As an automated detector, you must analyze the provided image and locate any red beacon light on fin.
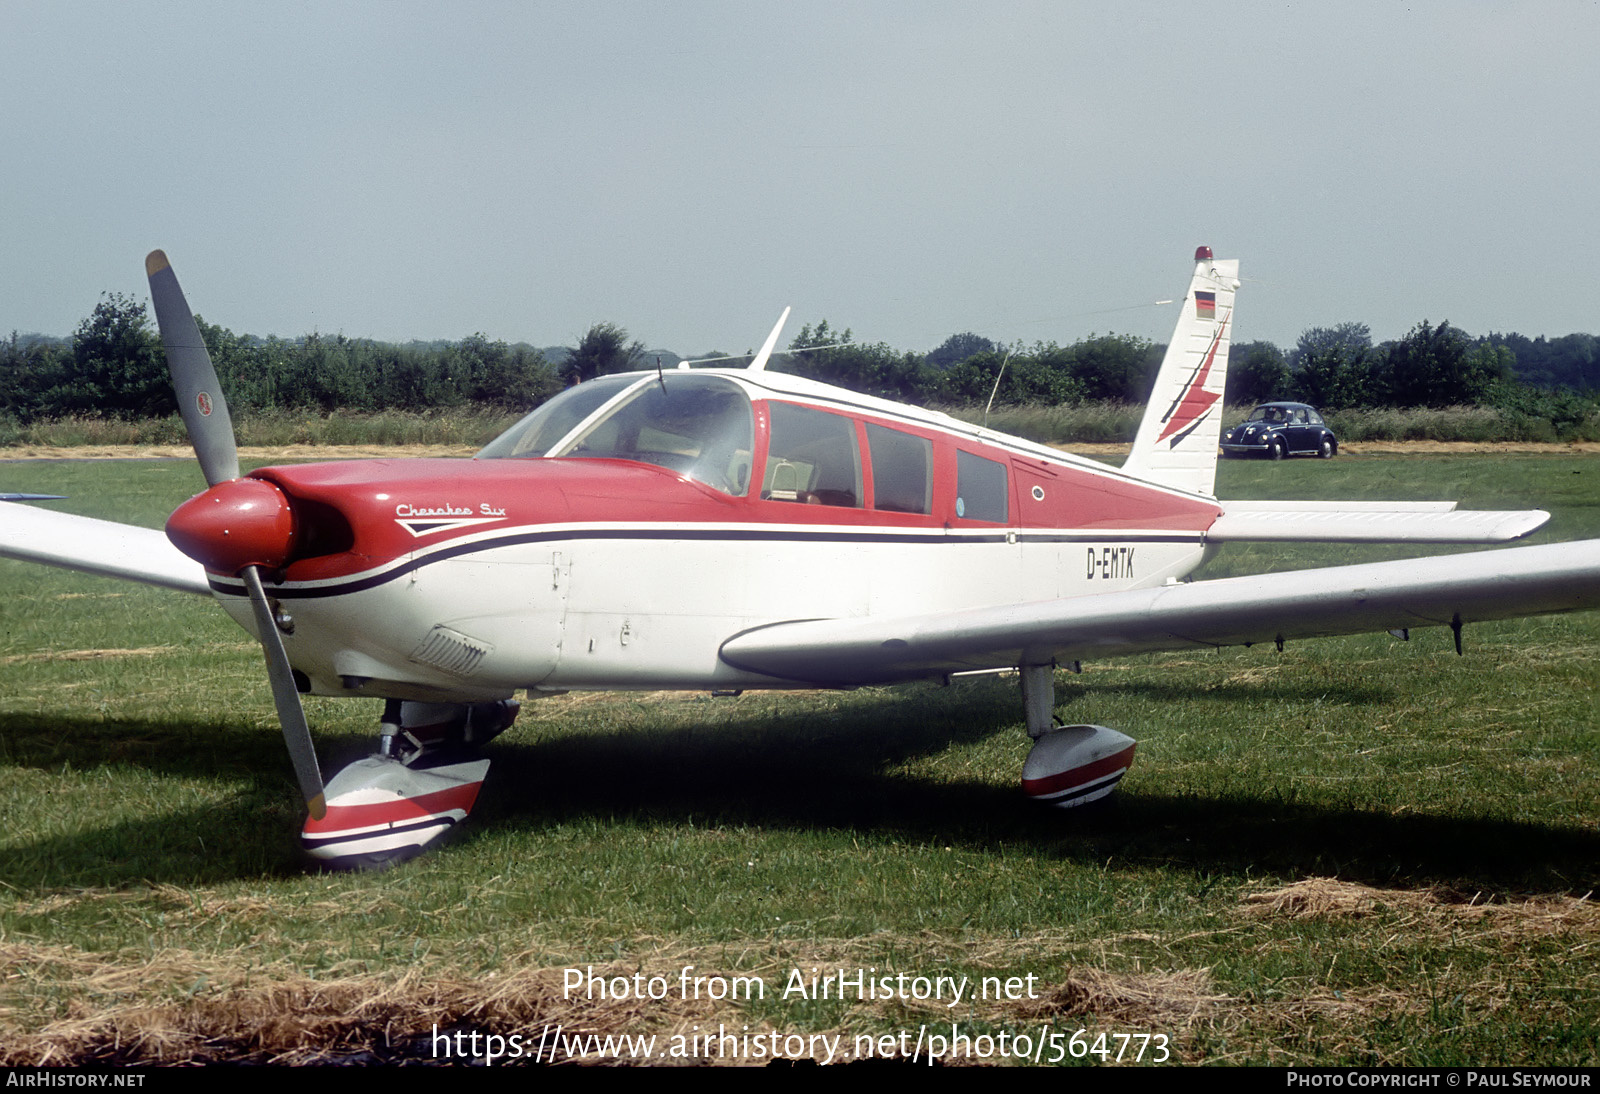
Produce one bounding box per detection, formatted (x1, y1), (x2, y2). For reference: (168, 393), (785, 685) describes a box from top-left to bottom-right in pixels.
(1194, 245), (1213, 262)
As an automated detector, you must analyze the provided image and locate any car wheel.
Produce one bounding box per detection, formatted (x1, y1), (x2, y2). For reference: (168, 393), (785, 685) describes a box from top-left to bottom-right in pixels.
(1269, 438), (1286, 461)
(1318, 437), (1335, 459)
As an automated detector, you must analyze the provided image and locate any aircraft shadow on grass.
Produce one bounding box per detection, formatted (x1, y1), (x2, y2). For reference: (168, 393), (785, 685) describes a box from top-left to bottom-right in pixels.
(3, 683), (1595, 894)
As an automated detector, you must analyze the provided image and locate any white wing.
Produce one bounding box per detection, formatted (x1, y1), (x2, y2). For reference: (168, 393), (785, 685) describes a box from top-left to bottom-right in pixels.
(0, 502), (210, 595)
(719, 539), (1600, 685)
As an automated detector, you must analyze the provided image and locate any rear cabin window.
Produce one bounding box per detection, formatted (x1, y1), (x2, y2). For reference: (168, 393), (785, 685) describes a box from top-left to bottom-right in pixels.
(762, 403), (861, 507)
(864, 423), (932, 514)
(956, 450), (1009, 522)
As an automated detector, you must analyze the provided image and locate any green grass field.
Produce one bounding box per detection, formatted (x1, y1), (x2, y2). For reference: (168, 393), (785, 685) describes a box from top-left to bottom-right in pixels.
(1, 452), (1597, 1066)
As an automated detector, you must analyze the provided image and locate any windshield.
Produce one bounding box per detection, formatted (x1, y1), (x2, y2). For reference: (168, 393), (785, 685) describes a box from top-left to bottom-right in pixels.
(476, 375), (643, 459)
(479, 373), (755, 496)
(1247, 406), (1288, 422)
(556, 374), (754, 495)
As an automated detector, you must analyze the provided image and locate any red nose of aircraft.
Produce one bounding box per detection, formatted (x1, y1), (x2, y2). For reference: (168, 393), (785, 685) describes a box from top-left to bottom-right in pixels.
(166, 477), (296, 574)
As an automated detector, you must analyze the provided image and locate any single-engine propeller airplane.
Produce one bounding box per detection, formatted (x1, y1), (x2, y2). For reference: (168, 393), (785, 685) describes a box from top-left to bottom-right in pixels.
(5, 246), (1600, 867)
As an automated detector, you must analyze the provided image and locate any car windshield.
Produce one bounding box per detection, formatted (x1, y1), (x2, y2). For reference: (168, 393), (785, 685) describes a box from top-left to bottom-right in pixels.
(479, 373), (755, 496)
(1248, 406), (1288, 422)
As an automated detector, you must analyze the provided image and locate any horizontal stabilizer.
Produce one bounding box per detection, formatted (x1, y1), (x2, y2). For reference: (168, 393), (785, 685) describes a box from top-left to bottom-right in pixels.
(1222, 499), (1457, 513)
(720, 539), (1600, 685)
(0, 502), (210, 595)
(1208, 506), (1548, 544)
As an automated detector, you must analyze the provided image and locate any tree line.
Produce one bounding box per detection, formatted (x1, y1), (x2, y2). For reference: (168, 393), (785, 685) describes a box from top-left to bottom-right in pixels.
(3, 293), (1598, 427)
(0, 294), (564, 422)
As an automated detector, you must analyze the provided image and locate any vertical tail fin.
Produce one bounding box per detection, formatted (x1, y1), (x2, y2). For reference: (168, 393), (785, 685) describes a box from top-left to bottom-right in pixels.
(1122, 247), (1240, 497)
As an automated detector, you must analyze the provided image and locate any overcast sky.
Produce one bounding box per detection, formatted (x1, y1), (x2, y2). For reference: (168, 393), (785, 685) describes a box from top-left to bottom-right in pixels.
(3, 1), (1596, 357)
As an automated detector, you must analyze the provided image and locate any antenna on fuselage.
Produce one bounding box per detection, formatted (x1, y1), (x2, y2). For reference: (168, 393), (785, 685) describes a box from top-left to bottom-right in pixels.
(673, 314), (848, 371)
(747, 306), (791, 373)
(982, 348), (1014, 429)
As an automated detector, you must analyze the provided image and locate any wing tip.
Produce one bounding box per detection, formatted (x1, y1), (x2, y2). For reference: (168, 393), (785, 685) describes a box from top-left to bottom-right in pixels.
(1508, 510), (1551, 540)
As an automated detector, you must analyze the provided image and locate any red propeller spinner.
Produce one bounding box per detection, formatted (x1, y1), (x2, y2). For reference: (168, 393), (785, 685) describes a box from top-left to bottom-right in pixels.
(166, 477), (296, 575)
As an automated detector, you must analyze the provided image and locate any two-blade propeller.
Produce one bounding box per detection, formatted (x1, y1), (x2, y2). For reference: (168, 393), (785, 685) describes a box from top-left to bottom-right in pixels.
(145, 251), (326, 820)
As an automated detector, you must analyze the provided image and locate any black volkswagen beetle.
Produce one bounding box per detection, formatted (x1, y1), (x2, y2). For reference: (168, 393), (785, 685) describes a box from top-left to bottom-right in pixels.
(1220, 402), (1337, 459)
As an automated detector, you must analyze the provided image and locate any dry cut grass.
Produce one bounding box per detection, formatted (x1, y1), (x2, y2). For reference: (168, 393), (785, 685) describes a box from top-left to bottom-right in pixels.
(1242, 877), (1600, 929)
(2, 941), (1224, 1066)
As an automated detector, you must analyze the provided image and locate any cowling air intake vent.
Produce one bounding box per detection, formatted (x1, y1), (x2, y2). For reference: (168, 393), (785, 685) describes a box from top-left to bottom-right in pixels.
(409, 625), (492, 677)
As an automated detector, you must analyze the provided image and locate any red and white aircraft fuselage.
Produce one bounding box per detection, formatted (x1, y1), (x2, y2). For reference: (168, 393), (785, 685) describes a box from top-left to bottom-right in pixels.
(202, 379), (1220, 703)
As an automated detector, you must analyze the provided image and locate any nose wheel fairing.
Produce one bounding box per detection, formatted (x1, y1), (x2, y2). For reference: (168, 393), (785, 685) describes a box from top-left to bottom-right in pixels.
(1022, 724), (1137, 807)
(301, 699), (519, 868)
(301, 755), (491, 868)
(1017, 665), (1137, 807)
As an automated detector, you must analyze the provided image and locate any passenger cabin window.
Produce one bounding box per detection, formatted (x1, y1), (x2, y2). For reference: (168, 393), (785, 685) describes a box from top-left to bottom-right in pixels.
(864, 422), (932, 514)
(956, 450), (1008, 522)
(763, 403), (861, 507)
(479, 374), (754, 496)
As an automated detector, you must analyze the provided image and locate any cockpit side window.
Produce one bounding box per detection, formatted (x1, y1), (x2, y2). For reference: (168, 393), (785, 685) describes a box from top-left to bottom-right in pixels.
(762, 402), (862, 508)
